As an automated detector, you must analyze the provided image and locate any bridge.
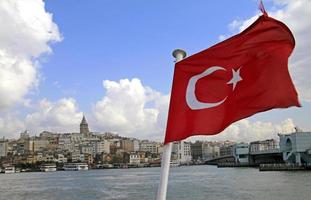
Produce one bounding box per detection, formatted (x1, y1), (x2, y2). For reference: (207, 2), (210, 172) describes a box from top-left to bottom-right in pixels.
(204, 149), (284, 166)
(249, 149), (283, 165)
(204, 155), (235, 165)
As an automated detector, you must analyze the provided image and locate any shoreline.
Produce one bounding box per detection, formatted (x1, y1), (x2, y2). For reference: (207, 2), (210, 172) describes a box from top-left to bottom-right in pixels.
(2, 163), (311, 174)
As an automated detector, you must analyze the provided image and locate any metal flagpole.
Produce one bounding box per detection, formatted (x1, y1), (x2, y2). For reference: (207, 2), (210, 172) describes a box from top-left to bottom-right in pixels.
(156, 49), (186, 200)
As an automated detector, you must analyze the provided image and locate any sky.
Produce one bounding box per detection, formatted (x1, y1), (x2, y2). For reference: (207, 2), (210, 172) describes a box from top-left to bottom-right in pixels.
(0, 0), (311, 142)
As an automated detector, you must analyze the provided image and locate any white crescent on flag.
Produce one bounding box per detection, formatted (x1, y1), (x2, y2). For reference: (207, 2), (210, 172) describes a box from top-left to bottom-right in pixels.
(186, 66), (242, 110)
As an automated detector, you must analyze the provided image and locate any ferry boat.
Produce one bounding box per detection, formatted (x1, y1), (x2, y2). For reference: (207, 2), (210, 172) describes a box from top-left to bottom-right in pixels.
(102, 164), (114, 169)
(63, 163), (89, 171)
(40, 164), (57, 172)
(4, 166), (15, 174)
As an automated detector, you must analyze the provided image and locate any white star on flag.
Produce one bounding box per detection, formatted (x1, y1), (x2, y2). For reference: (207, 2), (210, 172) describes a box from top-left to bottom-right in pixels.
(227, 68), (242, 90)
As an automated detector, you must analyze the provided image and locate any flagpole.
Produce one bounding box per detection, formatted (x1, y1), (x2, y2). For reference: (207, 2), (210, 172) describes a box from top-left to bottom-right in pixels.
(156, 49), (186, 200)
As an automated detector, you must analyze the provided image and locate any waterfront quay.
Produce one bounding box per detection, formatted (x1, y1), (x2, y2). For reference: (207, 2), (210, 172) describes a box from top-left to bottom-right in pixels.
(205, 129), (311, 171)
(1, 116), (311, 172)
(259, 163), (311, 171)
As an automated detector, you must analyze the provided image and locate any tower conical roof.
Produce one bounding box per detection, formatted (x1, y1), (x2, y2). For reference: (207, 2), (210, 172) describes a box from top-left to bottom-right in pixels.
(81, 115), (87, 124)
(80, 114), (89, 135)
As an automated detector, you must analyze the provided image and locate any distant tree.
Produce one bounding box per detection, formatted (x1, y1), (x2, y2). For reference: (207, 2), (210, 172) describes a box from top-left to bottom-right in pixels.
(111, 154), (123, 164)
(123, 152), (129, 164)
(94, 154), (101, 164)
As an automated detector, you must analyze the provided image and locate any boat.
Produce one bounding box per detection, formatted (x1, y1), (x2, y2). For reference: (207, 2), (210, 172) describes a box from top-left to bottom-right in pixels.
(40, 164), (57, 172)
(95, 164), (113, 169)
(4, 166), (15, 174)
(63, 163), (89, 171)
(170, 161), (180, 167)
(102, 164), (113, 169)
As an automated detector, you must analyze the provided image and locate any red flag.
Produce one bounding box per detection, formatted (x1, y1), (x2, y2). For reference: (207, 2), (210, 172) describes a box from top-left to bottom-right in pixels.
(164, 15), (300, 144)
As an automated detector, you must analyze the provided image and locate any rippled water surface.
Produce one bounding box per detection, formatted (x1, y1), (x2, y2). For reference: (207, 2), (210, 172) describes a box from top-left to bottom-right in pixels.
(0, 165), (310, 200)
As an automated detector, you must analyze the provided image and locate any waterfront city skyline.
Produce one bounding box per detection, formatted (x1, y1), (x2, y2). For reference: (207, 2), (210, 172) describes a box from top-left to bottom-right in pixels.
(3, 114), (305, 171)
(0, 114), (287, 144)
(1, 0), (311, 143)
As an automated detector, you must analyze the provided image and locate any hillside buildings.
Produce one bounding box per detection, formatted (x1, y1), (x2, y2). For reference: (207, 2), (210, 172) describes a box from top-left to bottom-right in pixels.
(0, 116), (169, 167)
(2, 114), (310, 169)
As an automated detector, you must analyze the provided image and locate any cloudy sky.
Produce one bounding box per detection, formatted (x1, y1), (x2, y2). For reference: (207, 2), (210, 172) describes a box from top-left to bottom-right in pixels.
(0, 0), (310, 142)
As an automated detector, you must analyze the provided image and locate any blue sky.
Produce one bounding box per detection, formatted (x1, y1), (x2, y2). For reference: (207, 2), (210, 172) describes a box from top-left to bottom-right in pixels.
(41, 0), (260, 111)
(1, 0), (310, 141)
(43, 0), (309, 123)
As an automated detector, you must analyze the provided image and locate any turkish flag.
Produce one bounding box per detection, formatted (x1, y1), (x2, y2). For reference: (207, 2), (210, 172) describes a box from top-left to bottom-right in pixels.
(164, 15), (300, 144)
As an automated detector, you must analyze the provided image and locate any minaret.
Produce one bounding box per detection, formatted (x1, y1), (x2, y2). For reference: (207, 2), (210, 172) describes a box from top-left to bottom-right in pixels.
(80, 115), (90, 137)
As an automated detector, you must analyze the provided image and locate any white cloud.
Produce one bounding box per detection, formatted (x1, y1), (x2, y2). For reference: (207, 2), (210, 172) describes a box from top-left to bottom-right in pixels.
(0, 98), (83, 138)
(0, 51), (37, 109)
(93, 78), (168, 140)
(0, 0), (61, 57)
(0, 113), (25, 139)
(0, 0), (61, 109)
(220, 0), (311, 101)
(274, 0), (311, 101)
(197, 118), (296, 143)
(25, 98), (83, 134)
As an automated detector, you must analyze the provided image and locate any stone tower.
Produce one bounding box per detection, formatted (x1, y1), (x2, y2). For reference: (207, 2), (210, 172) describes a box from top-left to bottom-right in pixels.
(80, 115), (90, 136)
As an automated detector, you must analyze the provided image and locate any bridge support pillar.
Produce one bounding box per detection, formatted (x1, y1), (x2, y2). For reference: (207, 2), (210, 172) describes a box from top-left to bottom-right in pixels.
(295, 153), (301, 165)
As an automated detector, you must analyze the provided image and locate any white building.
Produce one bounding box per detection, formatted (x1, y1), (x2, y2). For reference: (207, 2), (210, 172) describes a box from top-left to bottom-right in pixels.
(0, 139), (8, 157)
(202, 142), (220, 160)
(71, 150), (81, 162)
(56, 154), (67, 163)
(58, 134), (73, 151)
(279, 131), (311, 165)
(133, 140), (140, 152)
(140, 141), (158, 154)
(70, 133), (84, 143)
(80, 145), (93, 155)
(129, 153), (140, 165)
(43, 154), (55, 162)
(172, 141), (192, 164)
(94, 140), (110, 155)
(250, 139), (278, 153)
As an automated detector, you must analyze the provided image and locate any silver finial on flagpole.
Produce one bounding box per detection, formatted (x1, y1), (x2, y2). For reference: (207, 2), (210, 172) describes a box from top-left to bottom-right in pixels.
(172, 49), (187, 62)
